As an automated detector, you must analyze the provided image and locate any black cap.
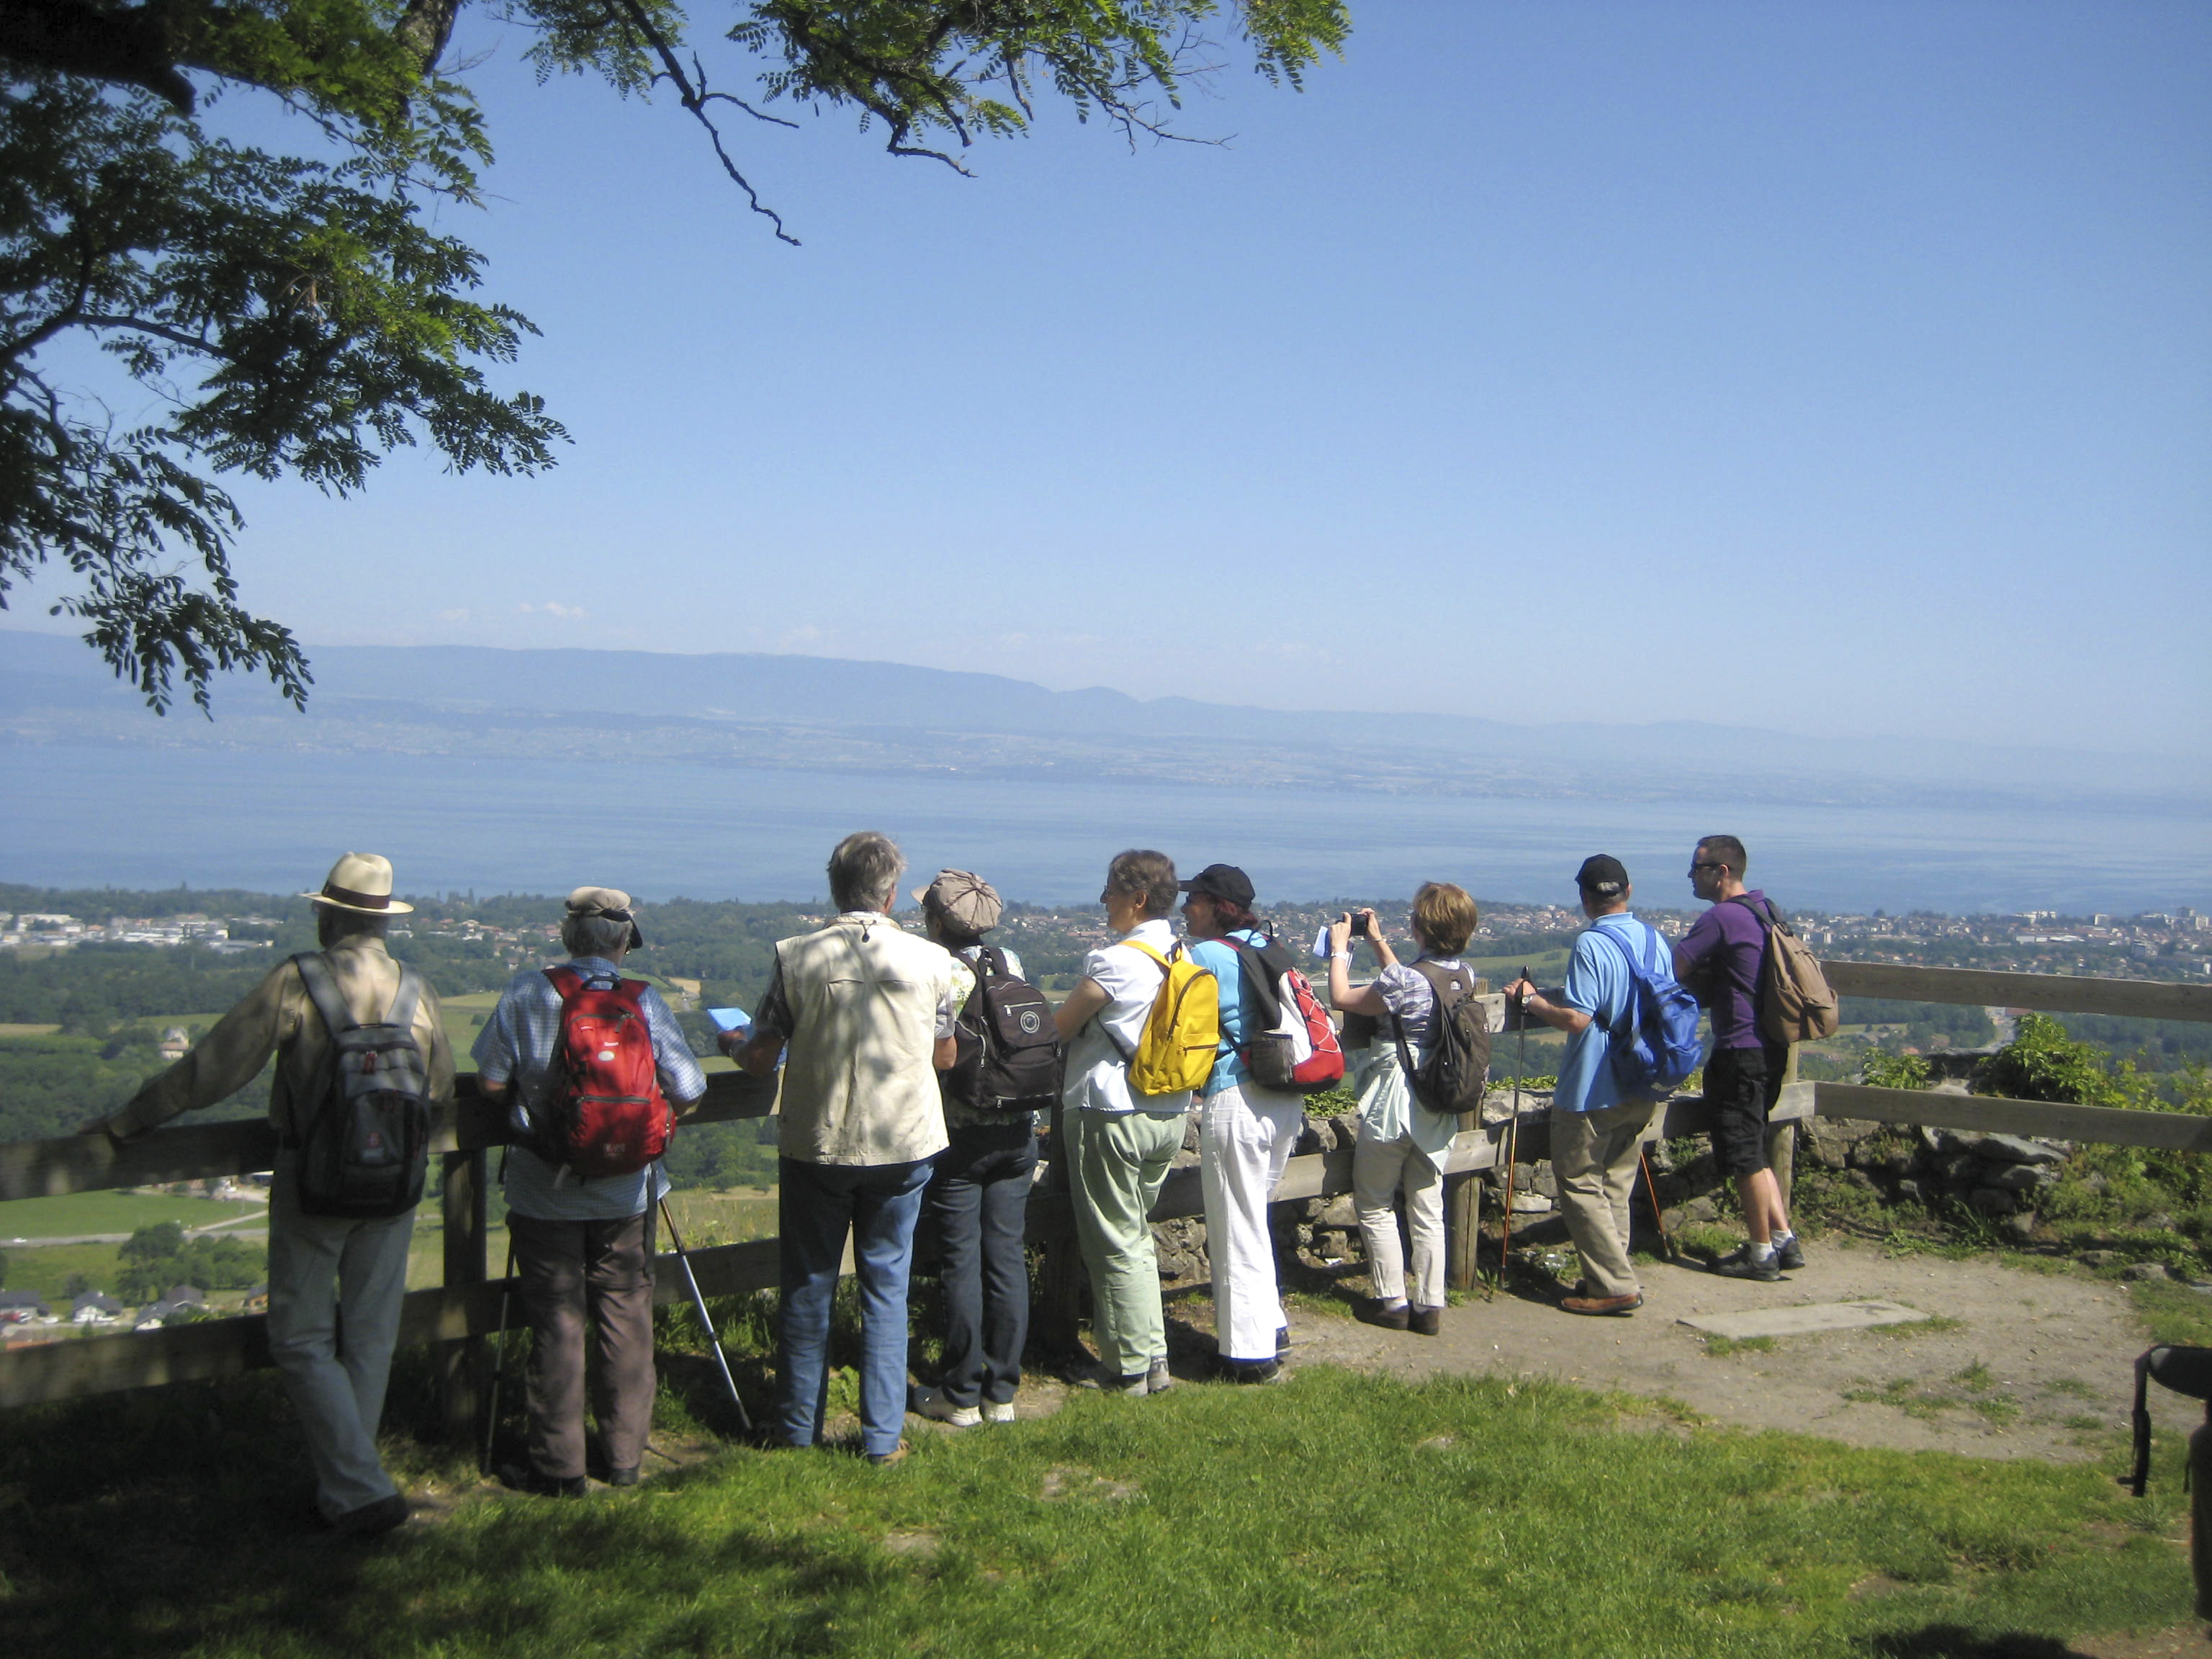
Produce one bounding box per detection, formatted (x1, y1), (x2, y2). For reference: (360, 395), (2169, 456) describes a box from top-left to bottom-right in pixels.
(1178, 863), (1256, 908)
(1575, 855), (1629, 898)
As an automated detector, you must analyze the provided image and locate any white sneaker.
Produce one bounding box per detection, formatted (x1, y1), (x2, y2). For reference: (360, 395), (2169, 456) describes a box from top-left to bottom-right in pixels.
(981, 1401), (1016, 1424)
(909, 1385), (981, 1428)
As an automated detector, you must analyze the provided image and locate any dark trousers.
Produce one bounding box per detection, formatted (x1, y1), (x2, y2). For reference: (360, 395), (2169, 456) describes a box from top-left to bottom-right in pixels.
(1707, 1043), (1789, 1177)
(509, 1210), (656, 1480)
(927, 1123), (1038, 1408)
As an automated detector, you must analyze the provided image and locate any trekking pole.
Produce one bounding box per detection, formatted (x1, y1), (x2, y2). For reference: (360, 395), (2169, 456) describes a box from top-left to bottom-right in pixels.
(1638, 1147), (1679, 1263)
(1496, 968), (1529, 1292)
(481, 1234), (516, 1477)
(657, 1197), (753, 1433)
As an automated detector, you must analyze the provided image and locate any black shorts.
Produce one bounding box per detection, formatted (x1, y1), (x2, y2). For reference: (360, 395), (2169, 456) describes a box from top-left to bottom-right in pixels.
(1707, 1045), (1786, 1177)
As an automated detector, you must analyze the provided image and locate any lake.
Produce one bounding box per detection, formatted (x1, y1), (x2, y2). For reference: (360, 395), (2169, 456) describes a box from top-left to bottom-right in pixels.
(4, 743), (2207, 914)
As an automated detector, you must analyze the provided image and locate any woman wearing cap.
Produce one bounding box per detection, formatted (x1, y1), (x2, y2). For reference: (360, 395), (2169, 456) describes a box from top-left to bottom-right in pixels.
(908, 871), (1035, 1427)
(1182, 863), (1300, 1383)
(1326, 884), (1480, 1336)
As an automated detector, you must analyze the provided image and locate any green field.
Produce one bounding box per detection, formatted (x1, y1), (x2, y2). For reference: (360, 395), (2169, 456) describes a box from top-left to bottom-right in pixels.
(0, 1190), (261, 1241)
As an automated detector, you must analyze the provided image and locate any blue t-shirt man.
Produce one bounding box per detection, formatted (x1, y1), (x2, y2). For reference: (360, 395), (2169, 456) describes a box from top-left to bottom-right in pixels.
(1553, 912), (1671, 1114)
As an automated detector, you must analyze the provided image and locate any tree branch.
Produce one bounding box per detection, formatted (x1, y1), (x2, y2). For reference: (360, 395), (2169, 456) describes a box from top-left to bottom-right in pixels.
(0, 0), (196, 112)
(602, 0), (800, 243)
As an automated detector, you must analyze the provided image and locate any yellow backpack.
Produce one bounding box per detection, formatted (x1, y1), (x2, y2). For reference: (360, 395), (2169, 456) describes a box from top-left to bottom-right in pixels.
(1114, 940), (1221, 1097)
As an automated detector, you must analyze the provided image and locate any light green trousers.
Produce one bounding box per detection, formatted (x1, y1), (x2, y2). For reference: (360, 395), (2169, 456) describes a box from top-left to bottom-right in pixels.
(1064, 1107), (1186, 1377)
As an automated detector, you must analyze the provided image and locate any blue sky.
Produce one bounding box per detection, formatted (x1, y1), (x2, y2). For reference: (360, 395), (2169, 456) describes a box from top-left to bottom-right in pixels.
(34, 1), (2212, 755)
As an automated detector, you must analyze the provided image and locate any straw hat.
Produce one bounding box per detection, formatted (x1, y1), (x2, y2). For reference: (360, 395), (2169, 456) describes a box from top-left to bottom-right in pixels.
(300, 853), (413, 916)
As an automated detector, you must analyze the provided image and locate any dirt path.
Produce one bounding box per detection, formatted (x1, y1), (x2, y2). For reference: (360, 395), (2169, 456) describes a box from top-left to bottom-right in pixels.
(1260, 1236), (2190, 1463)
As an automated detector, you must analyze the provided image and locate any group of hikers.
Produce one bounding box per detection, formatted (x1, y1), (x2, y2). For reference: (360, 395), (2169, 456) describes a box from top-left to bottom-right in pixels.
(87, 830), (1820, 1535)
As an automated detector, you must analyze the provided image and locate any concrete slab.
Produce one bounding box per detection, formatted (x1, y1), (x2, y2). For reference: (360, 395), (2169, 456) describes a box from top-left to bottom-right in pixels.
(1676, 1300), (1933, 1339)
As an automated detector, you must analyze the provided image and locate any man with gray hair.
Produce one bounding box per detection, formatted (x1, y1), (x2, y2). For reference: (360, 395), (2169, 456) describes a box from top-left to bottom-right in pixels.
(475, 887), (706, 1494)
(724, 832), (959, 1466)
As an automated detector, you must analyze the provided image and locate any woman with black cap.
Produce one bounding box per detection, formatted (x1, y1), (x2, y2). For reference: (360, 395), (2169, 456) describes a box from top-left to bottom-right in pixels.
(1182, 863), (1300, 1382)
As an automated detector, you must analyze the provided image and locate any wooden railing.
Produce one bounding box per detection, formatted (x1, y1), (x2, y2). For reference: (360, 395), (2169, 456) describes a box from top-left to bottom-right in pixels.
(2, 961), (2208, 1413)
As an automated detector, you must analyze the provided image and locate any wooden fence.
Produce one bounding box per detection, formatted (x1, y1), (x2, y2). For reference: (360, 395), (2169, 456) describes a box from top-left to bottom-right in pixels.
(2, 961), (2208, 1416)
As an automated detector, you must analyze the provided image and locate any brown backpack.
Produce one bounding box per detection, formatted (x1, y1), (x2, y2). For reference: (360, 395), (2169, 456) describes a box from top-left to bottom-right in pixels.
(1729, 896), (1840, 1045)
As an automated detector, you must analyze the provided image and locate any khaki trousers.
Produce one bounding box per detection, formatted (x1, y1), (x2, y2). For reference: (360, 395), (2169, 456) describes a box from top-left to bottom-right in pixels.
(510, 1210), (657, 1480)
(1550, 1100), (1655, 1300)
(1065, 1107), (1185, 1377)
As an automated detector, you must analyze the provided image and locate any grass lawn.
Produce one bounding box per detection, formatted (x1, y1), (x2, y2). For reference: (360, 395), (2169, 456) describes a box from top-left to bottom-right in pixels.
(0, 1364), (2193, 1657)
(0, 1190), (261, 1241)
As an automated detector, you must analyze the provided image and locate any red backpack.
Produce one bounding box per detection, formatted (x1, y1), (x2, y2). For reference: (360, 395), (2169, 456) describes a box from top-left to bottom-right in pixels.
(1215, 935), (1346, 1096)
(532, 967), (675, 1177)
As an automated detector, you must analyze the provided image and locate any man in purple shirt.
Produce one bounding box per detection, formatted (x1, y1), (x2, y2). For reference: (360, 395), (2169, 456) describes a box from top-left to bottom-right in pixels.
(1673, 835), (1801, 1282)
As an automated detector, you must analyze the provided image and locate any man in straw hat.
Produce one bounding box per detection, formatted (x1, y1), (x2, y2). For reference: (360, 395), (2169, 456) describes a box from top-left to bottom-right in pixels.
(89, 853), (455, 1537)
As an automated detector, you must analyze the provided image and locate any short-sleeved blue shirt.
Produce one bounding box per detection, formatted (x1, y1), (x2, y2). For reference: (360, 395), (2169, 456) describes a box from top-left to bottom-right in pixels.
(1188, 928), (1267, 1099)
(1553, 912), (1668, 1115)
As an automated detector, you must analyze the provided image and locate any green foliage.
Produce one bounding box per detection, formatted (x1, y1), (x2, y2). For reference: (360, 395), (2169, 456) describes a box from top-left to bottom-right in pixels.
(0, 1244), (8, 1290)
(1981, 1013), (2129, 1107)
(112, 1220), (266, 1303)
(1, 1), (1348, 709)
(1860, 1049), (1932, 1089)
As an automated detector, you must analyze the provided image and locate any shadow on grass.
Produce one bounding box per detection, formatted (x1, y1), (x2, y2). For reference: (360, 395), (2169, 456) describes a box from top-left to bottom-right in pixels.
(1863, 1627), (2093, 1658)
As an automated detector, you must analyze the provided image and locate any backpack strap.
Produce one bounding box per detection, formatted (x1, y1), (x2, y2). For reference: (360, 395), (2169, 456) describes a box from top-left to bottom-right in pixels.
(385, 965), (423, 1035)
(1208, 934), (1284, 1030)
(1584, 923), (1653, 1040)
(292, 950), (357, 1038)
(1097, 938), (1174, 1064)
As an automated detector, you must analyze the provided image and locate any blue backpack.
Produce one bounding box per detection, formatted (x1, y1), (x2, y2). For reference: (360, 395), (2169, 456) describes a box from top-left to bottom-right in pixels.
(1588, 920), (1703, 1099)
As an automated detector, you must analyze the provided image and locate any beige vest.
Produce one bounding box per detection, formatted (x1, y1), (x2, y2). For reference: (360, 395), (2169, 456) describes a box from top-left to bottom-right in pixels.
(775, 914), (953, 1166)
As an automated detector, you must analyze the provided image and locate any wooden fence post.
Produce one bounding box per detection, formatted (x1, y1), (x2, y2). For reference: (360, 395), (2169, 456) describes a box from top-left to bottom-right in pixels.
(439, 1148), (488, 1441)
(1444, 1106), (1484, 1291)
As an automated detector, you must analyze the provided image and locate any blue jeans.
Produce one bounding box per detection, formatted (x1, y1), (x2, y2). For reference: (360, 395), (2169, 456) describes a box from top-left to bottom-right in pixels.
(926, 1123), (1037, 1408)
(777, 1156), (932, 1456)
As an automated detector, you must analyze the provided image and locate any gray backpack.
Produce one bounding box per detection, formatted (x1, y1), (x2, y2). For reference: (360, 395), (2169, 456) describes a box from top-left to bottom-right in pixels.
(290, 953), (433, 1218)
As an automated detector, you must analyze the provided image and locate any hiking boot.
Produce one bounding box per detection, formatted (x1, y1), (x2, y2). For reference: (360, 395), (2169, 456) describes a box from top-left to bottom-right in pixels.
(1277, 1325), (1290, 1354)
(605, 1467), (641, 1489)
(497, 1463), (587, 1499)
(1560, 1291), (1642, 1316)
(1774, 1235), (1806, 1271)
(1712, 1246), (1781, 1282)
(866, 1442), (911, 1468)
(1408, 1305), (1443, 1337)
(982, 1401), (1017, 1424)
(1357, 1299), (1411, 1331)
(908, 1384), (981, 1427)
(1071, 1366), (1149, 1395)
(1218, 1357), (1284, 1385)
(329, 1492), (410, 1537)
(1146, 1360), (1174, 1395)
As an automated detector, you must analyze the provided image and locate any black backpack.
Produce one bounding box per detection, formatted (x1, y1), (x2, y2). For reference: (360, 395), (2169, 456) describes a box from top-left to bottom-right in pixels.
(1390, 961), (1492, 1115)
(943, 945), (1064, 1117)
(289, 952), (433, 1218)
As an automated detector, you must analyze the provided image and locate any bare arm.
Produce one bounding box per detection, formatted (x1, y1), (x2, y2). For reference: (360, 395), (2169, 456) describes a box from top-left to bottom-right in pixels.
(1505, 979), (1593, 1036)
(934, 1033), (958, 1071)
(1054, 977), (1111, 1041)
(1326, 913), (1388, 1017)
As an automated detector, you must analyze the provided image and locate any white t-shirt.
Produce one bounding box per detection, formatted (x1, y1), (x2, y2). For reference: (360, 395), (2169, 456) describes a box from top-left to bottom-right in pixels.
(1060, 917), (1193, 1115)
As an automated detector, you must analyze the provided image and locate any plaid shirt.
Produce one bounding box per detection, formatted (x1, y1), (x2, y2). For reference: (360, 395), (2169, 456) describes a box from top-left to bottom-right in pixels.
(473, 957), (707, 1221)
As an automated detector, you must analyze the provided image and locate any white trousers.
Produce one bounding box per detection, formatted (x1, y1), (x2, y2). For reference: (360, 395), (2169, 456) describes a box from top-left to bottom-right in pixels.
(1352, 1125), (1446, 1308)
(266, 1151), (413, 1520)
(1200, 1081), (1303, 1362)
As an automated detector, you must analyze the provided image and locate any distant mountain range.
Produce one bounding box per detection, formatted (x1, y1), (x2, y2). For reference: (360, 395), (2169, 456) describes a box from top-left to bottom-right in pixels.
(2, 629), (2203, 812)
